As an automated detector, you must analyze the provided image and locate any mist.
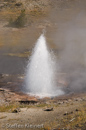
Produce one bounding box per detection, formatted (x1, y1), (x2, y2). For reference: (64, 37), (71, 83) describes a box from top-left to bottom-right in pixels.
(50, 2), (86, 93)
(59, 25), (86, 93)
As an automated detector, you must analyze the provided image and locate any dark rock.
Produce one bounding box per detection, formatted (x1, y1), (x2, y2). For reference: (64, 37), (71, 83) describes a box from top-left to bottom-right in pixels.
(44, 107), (53, 111)
(64, 111), (68, 115)
(70, 111), (73, 114)
(15, 2), (22, 7)
(64, 111), (73, 115)
(19, 100), (37, 104)
(12, 108), (21, 113)
(0, 88), (5, 91)
(75, 109), (79, 112)
(74, 98), (78, 101)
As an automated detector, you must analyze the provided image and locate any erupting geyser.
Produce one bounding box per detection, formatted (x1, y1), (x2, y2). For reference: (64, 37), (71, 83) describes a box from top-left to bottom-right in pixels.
(25, 33), (64, 98)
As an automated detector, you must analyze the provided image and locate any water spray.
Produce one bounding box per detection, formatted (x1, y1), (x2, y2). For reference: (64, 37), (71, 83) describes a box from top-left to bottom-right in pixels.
(24, 33), (64, 98)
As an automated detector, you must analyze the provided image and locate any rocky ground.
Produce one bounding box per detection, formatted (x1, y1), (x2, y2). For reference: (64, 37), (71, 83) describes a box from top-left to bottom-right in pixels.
(0, 0), (86, 130)
(0, 74), (86, 130)
(0, 91), (86, 130)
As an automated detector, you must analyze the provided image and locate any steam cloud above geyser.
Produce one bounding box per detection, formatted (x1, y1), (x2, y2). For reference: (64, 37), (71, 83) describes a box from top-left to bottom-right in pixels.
(58, 25), (86, 93)
(53, 13), (86, 93)
(48, 0), (86, 93)
(25, 34), (64, 98)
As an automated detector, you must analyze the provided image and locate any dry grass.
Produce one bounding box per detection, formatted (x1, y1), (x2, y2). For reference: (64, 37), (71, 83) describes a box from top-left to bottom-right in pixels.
(4, 51), (31, 57)
(0, 101), (86, 129)
(38, 101), (86, 130)
(46, 107), (86, 130)
(0, 104), (18, 112)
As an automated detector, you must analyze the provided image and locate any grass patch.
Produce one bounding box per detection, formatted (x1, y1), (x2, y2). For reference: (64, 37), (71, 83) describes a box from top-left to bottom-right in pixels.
(41, 103), (86, 130)
(0, 103), (35, 112)
(19, 104), (34, 108)
(59, 108), (86, 129)
(29, 7), (46, 17)
(4, 51), (31, 58)
(8, 9), (26, 28)
(8, 118), (20, 121)
(36, 103), (47, 108)
(0, 104), (18, 112)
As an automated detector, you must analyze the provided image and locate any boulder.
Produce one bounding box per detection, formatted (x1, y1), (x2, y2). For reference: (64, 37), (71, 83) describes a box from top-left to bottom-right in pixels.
(44, 107), (53, 111)
(12, 108), (21, 113)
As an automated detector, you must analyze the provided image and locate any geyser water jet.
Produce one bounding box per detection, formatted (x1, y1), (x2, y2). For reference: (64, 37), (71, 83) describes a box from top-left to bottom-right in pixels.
(25, 34), (64, 98)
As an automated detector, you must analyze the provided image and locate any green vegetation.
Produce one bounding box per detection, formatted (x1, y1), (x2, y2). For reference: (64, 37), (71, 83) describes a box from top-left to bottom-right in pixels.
(8, 9), (26, 28)
(0, 103), (18, 112)
(0, 103), (35, 112)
